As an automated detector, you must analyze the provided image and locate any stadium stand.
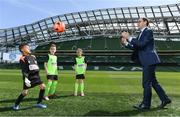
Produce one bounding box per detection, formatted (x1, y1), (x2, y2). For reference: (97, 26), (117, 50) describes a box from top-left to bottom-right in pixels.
(0, 3), (180, 70)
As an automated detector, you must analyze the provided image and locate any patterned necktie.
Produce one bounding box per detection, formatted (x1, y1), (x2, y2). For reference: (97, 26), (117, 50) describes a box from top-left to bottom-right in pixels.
(137, 31), (142, 40)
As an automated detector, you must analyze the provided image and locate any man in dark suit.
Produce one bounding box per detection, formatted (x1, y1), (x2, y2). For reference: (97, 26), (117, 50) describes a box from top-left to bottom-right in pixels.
(121, 18), (171, 110)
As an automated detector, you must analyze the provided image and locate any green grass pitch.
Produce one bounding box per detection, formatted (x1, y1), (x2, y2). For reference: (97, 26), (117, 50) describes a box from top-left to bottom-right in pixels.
(0, 69), (180, 116)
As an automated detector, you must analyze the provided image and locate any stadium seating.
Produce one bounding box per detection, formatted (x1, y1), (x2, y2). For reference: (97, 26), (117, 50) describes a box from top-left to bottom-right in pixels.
(35, 38), (180, 51)
(35, 37), (180, 66)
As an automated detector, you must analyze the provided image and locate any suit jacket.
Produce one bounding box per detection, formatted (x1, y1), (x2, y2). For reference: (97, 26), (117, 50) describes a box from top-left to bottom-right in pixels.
(126, 28), (161, 66)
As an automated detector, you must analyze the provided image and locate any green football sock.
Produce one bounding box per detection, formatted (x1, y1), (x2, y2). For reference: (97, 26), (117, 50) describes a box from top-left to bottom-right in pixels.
(49, 81), (58, 95)
(80, 82), (84, 93)
(45, 81), (52, 96)
(74, 83), (79, 94)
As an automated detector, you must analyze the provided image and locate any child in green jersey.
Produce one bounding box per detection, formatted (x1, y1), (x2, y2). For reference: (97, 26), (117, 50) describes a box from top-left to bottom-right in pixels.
(44, 43), (58, 100)
(74, 48), (87, 96)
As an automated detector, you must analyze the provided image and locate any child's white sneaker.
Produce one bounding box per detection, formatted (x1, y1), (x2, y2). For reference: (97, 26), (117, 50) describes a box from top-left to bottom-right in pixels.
(44, 96), (49, 101)
(80, 93), (85, 97)
(12, 105), (19, 111)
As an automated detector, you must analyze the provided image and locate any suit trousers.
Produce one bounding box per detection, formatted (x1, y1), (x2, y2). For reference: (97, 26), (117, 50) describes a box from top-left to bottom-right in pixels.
(142, 65), (168, 106)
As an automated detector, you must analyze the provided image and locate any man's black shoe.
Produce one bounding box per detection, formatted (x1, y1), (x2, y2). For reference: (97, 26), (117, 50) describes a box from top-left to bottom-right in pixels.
(158, 99), (172, 108)
(133, 103), (150, 110)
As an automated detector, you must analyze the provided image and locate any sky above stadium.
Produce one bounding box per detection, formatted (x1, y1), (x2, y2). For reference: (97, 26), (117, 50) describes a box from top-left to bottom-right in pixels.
(0, 0), (179, 29)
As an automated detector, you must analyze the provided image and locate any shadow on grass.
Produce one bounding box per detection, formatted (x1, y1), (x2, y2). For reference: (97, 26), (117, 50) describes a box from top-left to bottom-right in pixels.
(0, 106), (13, 112)
(0, 94), (72, 112)
(84, 108), (165, 116)
(0, 105), (35, 112)
(0, 94), (72, 103)
(0, 98), (37, 103)
(48, 94), (74, 99)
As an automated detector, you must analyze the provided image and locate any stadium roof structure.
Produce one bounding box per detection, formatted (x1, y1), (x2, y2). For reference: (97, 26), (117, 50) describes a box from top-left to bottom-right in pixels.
(0, 3), (180, 50)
